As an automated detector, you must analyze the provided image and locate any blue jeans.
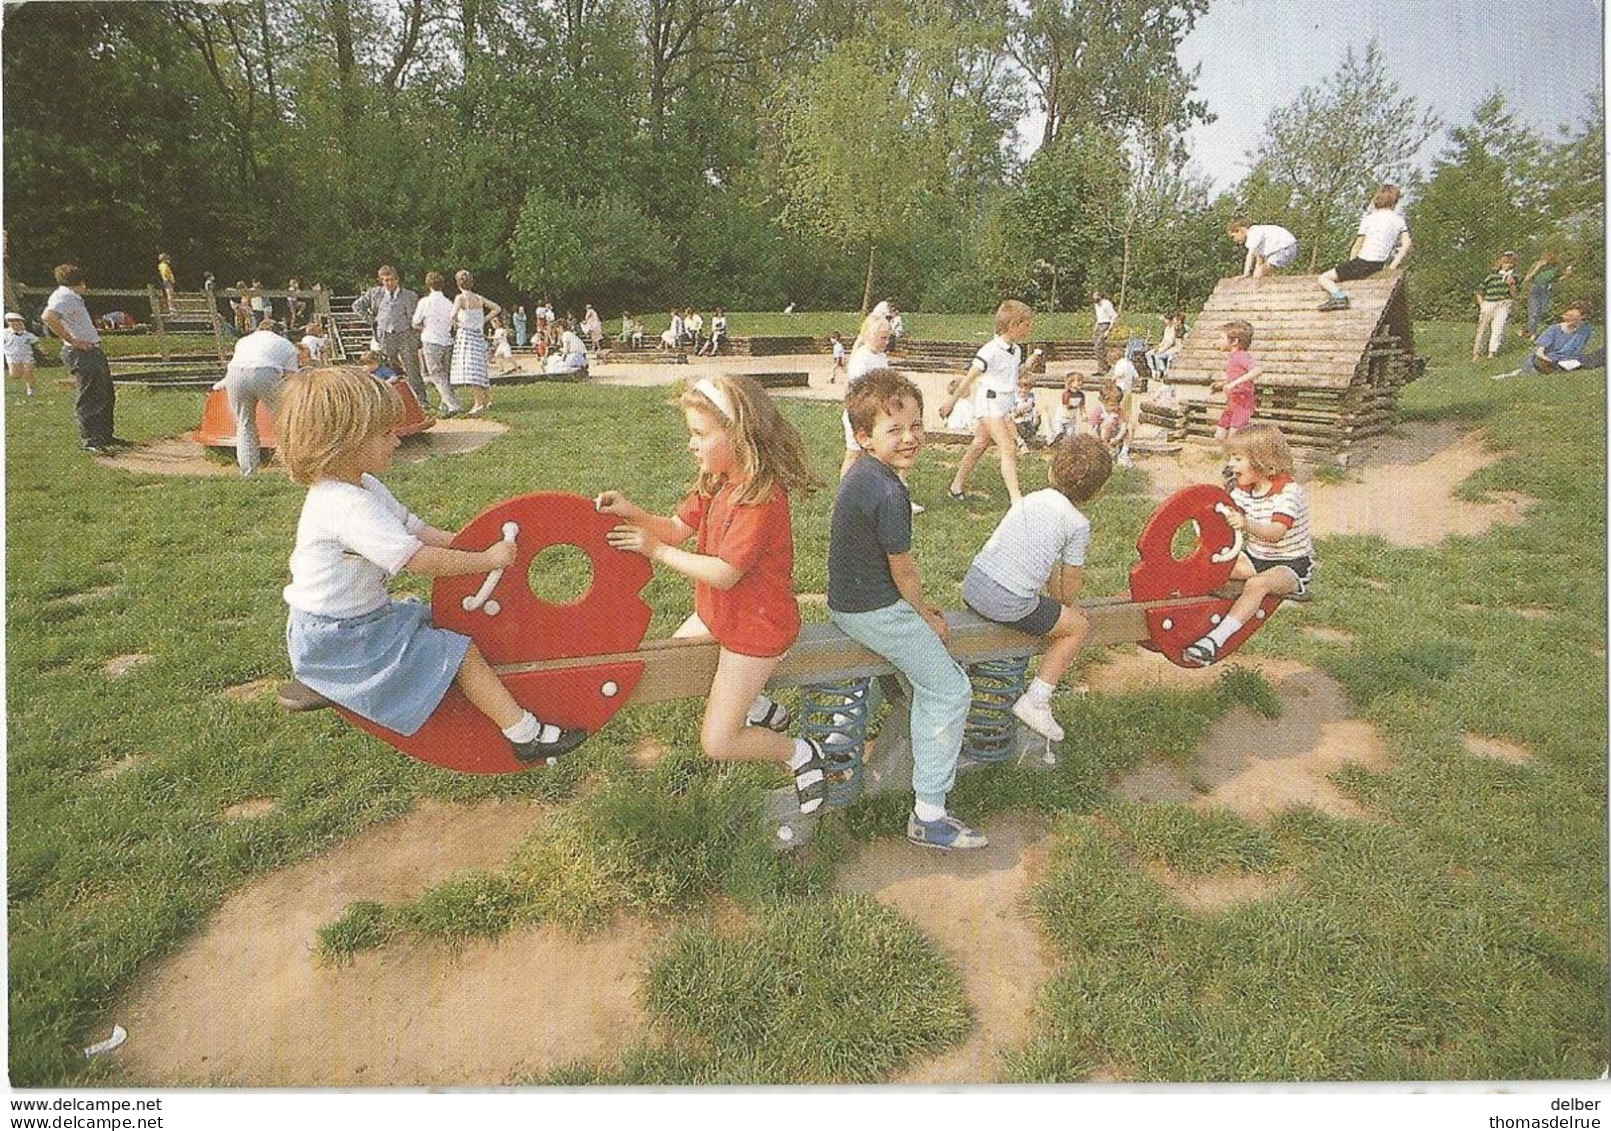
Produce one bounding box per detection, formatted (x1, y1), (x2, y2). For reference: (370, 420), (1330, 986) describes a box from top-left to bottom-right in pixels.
(830, 601), (970, 809)
(1527, 284), (1553, 335)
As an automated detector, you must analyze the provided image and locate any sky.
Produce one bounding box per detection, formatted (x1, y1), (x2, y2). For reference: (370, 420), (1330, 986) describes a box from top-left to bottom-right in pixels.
(1118, 0), (1605, 192)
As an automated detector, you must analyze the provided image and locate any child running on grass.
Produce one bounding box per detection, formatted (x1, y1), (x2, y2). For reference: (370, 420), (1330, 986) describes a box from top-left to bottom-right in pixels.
(830, 367), (986, 851)
(1183, 424), (1314, 667)
(962, 434), (1112, 742)
(596, 374), (833, 815)
(4, 312), (39, 396)
(279, 367), (586, 763)
(939, 299), (1034, 507)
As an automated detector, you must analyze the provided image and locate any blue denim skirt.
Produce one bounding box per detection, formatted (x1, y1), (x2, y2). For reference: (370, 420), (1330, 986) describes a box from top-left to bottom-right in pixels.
(286, 599), (471, 736)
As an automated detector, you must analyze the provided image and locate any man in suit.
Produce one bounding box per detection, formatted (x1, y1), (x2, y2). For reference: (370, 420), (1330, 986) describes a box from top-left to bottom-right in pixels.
(352, 265), (427, 408)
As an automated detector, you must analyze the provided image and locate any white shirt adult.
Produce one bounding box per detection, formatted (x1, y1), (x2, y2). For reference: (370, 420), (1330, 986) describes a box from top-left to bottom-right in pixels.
(1108, 355), (1138, 396)
(1356, 209), (1409, 263)
(44, 286), (100, 349)
(229, 327), (300, 372)
(412, 289), (456, 347)
(970, 488), (1091, 598)
(283, 475), (425, 619)
(1093, 298), (1117, 327)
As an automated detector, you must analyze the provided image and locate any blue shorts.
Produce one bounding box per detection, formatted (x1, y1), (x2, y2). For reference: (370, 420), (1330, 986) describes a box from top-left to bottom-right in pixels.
(961, 567), (1064, 636)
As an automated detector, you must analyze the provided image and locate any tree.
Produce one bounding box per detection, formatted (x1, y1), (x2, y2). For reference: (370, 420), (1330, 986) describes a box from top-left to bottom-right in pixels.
(1006, 0), (1211, 149)
(1405, 93), (1549, 317)
(1243, 41), (1440, 269)
(507, 190), (588, 298)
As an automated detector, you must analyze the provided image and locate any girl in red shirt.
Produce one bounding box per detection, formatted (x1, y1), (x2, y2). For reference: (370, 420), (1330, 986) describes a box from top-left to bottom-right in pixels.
(597, 375), (831, 812)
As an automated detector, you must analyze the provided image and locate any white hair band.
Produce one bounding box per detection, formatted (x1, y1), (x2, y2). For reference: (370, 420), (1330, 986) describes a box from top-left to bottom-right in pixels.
(693, 377), (735, 421)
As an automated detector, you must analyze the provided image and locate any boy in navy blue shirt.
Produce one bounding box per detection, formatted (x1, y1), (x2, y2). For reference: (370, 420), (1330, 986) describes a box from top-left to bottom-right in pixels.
(828, 368), (985, 851)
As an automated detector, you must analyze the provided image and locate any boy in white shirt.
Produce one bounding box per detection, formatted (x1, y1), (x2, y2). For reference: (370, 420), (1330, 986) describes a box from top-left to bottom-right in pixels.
(939, 299), (1034, 507)
(962, 434), (1113, 741)
(1228, 218), (1299, 276)
(1317, 184), (1411, 311)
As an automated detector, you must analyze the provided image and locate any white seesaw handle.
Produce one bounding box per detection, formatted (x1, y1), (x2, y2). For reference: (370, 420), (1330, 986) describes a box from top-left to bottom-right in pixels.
(462, 521), (520, 615)
(1211, 503), (1244, 565)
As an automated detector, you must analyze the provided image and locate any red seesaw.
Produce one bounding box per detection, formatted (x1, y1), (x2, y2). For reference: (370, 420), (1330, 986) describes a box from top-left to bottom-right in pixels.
(279, 484), (1284, 774)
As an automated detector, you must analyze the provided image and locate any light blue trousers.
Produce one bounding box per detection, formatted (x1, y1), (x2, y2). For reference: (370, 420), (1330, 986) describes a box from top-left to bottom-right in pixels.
(830, 600), (970, 809)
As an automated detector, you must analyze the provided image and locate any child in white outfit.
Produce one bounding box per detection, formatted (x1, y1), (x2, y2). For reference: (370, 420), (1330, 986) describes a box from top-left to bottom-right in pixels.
(4, 313), (39, 395)
(279, 367), (585, 763)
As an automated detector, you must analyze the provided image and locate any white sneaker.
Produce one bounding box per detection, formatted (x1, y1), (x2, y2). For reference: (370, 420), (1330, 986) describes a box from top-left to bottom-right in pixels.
(910, 500), (926, 516)
(1012, 694), (1064, 742)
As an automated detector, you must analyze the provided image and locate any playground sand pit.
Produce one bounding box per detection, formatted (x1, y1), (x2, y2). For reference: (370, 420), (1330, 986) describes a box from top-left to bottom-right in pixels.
(101, 417), (508, 478)
(115, 799), (653, 1087)
(1143, 421), (1532, 548)
(836, 812), (1055, 1084)
(1106, 655), (1391, 820)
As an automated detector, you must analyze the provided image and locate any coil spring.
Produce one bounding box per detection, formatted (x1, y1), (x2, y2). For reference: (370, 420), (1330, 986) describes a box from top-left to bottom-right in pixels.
(799, 676), (873, 809)
(962, 656), (1030, 765)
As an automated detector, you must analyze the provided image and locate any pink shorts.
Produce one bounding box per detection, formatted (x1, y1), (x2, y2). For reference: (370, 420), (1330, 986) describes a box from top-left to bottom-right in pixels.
(1218, 404), (1254, 431)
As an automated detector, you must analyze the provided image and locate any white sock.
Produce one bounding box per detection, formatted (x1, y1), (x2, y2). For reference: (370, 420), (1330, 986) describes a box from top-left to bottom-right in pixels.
(913, 799), (946, 823)
(788, 738), (815, 770)
(502, 711), (541, 744)
(746, 694), (776, 726)
(1027, 677), (1055, 707)
(1207, 615), (1244, 649)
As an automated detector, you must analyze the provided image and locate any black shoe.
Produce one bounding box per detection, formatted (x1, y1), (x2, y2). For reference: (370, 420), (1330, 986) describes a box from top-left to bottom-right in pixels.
(511, 725), (589, 765)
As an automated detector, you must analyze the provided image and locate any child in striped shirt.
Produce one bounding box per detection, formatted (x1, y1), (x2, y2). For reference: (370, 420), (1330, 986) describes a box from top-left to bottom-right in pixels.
(1184, 425), (1313, 667)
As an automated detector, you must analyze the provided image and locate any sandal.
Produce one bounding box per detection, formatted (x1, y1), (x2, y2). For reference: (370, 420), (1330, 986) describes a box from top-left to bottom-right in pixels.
(793, 738), (830, 815)
(748, 697), (792, 732)
(1181, 637), (1219, 668)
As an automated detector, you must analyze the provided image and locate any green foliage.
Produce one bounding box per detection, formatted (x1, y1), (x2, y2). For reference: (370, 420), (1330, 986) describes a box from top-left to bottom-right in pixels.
(508, 190), (589, 298)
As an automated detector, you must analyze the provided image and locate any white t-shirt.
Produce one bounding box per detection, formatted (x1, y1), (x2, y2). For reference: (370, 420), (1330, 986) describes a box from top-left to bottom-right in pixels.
(1108, 356), (1138, 395)
(300, 334), (327, 361)
(413, 291), (456, 346)
(970, 487), (1091, 598)
(228, 328), (300, 372)
(1232, 475), (1312, 562)
(847, 346), (888, 383)
(44, 286), (100, 347)
(971, 335), (1023, 397)
(3, 327), (39, 362)
(1093, 299), (1117, 327)
(832, 340), (846, 361)
(283, 475), (426, 619)
(1246, 224), (1297, 258)
(1356, 208), (1408, 263)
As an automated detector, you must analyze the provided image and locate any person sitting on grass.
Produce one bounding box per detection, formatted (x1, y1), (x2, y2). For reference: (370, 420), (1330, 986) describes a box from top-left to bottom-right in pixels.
(1495, 303), (1596, 379)
(1317, 183), (1411, 312)
(1183, 424), (1314, 668)
(596, 374), (831, 816)
(962, 434), (1112, 742)
(279, 366), (586, 764)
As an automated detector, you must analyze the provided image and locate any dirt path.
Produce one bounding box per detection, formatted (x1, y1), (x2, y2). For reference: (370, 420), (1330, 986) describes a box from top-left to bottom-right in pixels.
(116, 800), (652, 1086)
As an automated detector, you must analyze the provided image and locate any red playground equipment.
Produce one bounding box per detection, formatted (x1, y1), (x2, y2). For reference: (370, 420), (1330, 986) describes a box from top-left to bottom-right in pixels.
(278, 485), (1291, 776)
(191, 376), (433, 450)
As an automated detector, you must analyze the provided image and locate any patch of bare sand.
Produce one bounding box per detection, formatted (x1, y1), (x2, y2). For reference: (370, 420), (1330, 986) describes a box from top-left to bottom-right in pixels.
(101, 419), (507, 478)
(1143, 422), (1533, 548)
(103, 653), (153, 679)
(1141, 862), (1294, 912)
(1303, 625), (1357, 645)
(117, 799), (651, 1086)
(95, 754), (146, 780)
(1101, 654), (1389, 820)
(836, 813), (1054, 1084)
(1462, 733), (1533, 766)
(221, 798), (277, 822)
(221, 678), (278, 703)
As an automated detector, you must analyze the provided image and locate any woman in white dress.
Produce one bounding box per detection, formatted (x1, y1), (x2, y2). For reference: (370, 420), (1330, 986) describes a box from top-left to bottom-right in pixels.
(450, 270), (501, 415)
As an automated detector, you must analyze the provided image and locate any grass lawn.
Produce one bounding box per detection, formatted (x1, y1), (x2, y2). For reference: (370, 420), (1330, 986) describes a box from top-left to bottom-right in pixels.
(5, 319), (1605, 1085)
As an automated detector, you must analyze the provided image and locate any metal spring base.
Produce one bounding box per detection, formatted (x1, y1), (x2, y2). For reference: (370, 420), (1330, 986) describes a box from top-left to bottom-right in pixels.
(962, 656), (1030, 766)
(799, 676), (873, 809)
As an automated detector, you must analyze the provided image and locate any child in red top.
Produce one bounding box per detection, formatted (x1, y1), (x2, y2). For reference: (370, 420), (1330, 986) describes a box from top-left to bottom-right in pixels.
(1213, 319), (1261, 448)
(597, 374), (831, 813)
